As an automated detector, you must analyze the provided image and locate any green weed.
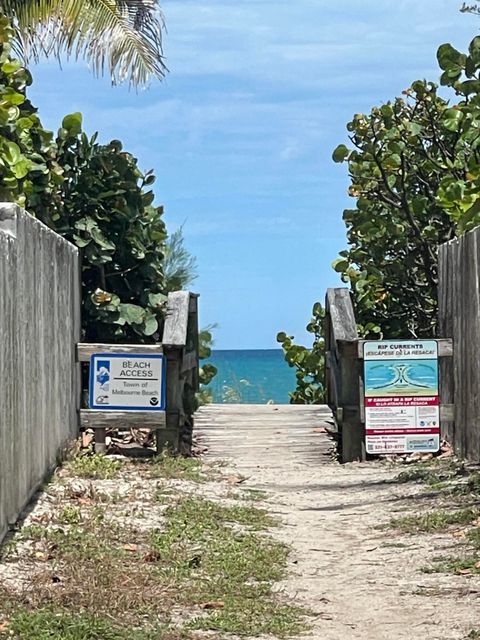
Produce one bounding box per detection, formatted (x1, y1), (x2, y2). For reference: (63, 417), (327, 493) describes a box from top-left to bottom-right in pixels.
(388, 507), (480, 533)
(149, 496), (304, 636)
(0, 608), (185, 640)
(68, 453), (122, 480)
(58, 505), (82, 525)
(392, 461), (465, 487)
(240, 488), (269, 502)
(189, 598), (307, 637)
(423, 555), (480, 574)
(146, 452), (209, 483)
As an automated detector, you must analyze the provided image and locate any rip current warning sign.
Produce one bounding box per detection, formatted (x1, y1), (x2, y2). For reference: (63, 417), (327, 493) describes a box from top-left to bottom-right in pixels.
(89, 353), (165, 411)
(363, 340), (440, 455)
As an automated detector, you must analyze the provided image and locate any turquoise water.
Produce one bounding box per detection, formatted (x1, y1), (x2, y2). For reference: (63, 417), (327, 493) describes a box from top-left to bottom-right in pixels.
(206, 349), (296, 404)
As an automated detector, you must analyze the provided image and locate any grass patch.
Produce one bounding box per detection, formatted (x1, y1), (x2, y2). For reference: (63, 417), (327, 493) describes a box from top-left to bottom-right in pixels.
(1, 480), (303, 638)
(149, 497), (305, 637)
(240, 488), (269, 502)
(67, 453), (122, 480)
(388, 507), (480, 533)
(467, 632), (480, 639)
(467, 527), (480, 548)
(453, 471), (480, 496)
(392, 460), (465, 488)
(3, 507), (178, 624)
(189, 598), (307, 637)
(143, 452), (210, 483)
(0, 608), (186, 640)
(423, 554), (480, 574)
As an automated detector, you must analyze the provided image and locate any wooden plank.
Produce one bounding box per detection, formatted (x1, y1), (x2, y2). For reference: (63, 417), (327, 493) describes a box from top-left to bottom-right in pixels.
(77, 343), (163, 362)
(80, 410), (166, 428)
(188, 294), (199, 313)
(468, 230), (480, 459)
(337, 340), (364, 463)
(181, 350), (198, 373)
(437, 242), (455, 445)
(162, 291), (190, 346)
(324, 288), (363, 462)
(357, 338), (453, 359)
(440, 404), (455, 422)
(158, 348), (183, 451)
(326, 288), (358, 343)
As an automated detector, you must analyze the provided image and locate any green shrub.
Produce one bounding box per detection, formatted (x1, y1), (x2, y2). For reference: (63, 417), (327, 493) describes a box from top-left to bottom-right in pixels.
(277, 302), (325, 404)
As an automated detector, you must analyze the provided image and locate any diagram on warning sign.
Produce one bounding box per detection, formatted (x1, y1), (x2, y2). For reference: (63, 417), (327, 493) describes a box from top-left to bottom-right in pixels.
(364, 359), (438, 397)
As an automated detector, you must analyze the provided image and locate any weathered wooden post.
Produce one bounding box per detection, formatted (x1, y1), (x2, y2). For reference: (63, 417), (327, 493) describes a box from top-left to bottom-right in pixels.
(158, 291), (199, 451)
(325, 288), (364, 462)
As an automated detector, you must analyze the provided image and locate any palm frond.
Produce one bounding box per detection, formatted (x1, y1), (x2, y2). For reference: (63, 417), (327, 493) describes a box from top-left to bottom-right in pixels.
(0, 0), (167, 87)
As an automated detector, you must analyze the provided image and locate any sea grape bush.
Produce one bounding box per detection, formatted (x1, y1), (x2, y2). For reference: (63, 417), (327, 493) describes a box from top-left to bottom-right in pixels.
(197, 326), (218, 405)
(283, 33), (480, 401)
(53, 118), (168, 342)
(332, 35), (480, 339)
(277, 302), (325, 404)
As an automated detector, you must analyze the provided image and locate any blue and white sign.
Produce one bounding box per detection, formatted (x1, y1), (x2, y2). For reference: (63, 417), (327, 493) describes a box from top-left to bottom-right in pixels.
(89, 353), (165, 411)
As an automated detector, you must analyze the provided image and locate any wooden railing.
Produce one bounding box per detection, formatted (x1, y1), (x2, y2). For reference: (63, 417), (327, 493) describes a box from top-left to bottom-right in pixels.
(77, 290), (200, 454)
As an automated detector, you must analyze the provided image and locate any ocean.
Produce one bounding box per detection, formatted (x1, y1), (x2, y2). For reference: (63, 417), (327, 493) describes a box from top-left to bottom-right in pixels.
(206, 349), (297, 404)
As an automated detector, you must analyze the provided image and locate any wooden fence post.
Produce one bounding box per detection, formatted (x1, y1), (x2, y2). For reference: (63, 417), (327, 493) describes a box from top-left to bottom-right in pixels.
(338, 340), (364, 462)
(325, 288), (364, 463)
(158, 291), (200, 453)
(158, 346), (183, 452)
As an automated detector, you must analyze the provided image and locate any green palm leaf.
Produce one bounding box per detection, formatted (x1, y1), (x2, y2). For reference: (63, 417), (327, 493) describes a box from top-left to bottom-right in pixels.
(0, 0), (167, 86)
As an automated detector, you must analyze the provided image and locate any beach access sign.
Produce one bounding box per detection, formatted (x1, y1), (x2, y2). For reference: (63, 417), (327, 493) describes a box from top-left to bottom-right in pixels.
(363, 340), (440, 455)
(89, 353), (165, 411)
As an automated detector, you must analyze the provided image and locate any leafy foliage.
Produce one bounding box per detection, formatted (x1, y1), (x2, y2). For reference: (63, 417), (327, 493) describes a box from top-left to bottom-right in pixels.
(277, 302), (325, 404)
(0, 17), (63, 211)
(331, 35), (480, 338)
(51, 117), (168, 342)
(435, 37), (480, 233)
(0, 20), (167, 342)
(332, 80), (460, 338)
(197, 325), (218, 404)
(461, 2), (480, 15)
(2, 0), (167, 86)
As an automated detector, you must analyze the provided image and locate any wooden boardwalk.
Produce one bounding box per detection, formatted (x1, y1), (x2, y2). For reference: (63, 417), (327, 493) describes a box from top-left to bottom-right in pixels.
(195, 403), (333, 469)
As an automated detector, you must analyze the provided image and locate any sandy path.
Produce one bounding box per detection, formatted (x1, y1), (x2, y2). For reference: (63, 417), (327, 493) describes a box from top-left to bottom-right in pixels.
(196, 404), (480, 640)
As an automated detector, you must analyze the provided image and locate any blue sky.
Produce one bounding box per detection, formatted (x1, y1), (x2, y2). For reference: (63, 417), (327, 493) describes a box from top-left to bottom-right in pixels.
(29, 1), (477, 349)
